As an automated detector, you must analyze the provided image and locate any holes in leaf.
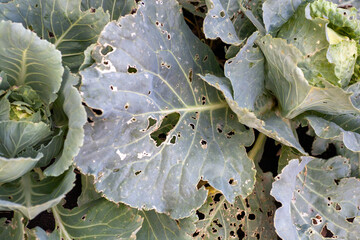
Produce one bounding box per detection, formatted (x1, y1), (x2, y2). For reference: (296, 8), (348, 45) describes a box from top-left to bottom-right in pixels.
(134, 170), (142, 175)
(101, 45), (114, 55)
(202, 96), (206, 105)
(237, 225), (245, 239)
(170, 136), (176, 144)
(8, 196), (12, 200)
(346, 217), (355, 223)
(150, 112), (180, 146)
(35, 4), (38, 7)
(192, 230), (200, 237)
(230, 231), (235, 237)
(200, 139), (207, 149)
(127, 65), (137, 73)
(248, 214), (256, 220)
(113, 168), (120, 172)
(203, 55), (208, 62)
(226, 131), (235, 139)
(237, 211), (245, 220)
(87, 117), (94, 123)
(90, 7), (96, 13)
(335, 203), (341, 211)
(145, 117), (157, 131)
(104, 60), (109, 65)
(81, 214), (87, 221)
(91, 108), (103, 116)
(167, 34), (171, 40)
(48, 31), (54, 38)
(312, 215), (322, 225)
(188, 69), (193, 83)
(124, 103), (130, 110)
(320, 225), (336, 238)
(189, 123), (195, 130)
(195, 54), (200, 61)
(334, 179), (340, 185)
(196, 210), (205, 220)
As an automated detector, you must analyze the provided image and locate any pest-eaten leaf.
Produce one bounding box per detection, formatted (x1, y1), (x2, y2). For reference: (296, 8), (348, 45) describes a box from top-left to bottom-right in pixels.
(271, 156), (360, 239)
(0, 212), (24, 240)
(0, 0), (109, 72)
(203, 0), (263, 45)
(81, 0), (137, 20)
(201, 32), (305, 153)
(76, 0), (256, 219)
(194, 171), (277, 239)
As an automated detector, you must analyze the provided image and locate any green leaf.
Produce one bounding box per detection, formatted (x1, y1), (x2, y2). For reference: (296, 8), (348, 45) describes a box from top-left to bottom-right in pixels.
(0, 0), (109, 72)
(137, 211), (196, 240)
(44, 69), (86, 177)
(0, 97), (10, 120)
(271, 156), (360, 239)
(203, 0), (262, 45)
(0, 21), (63, 103)
(76, 0), (255, 219)
(51, 198), (143, 240)
(201, 32), (305, 153)
(257, 34), (359, 118)
(203, 0), (243, 45)
(277, 3), (358, 88)
(262, 0), (312, 34)
(303, 114), (360, 152)
(0, 169), (75, 219)
(310, 0), (360, 39)
(178, 0), (206, 17)
(194, 172), (277, 239)
(278, 145), (303, 173)
(0, 121), (52, 158)
(0, 212), (24, 240)
(335, 142), (360, 177)
(77, 174), (101, 207)
(35, 130), (64, 168)
(0, 153), (42, 183)
(81, 0), (136, 20)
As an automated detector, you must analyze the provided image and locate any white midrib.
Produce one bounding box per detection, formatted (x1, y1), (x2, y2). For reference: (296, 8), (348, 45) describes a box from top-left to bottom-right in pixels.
(18, 48), (28, 85)
(132, 102), (228, 117)
(52, 206), (73, 240)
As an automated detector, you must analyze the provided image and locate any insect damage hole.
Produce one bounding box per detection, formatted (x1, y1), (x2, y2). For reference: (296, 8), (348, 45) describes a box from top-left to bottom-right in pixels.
(200, 139), (207, 149)
(188, 69), (193, 83)
(320, 225), (335, 238)
(150, 112), (180, 146)
(127, 65), (137, 73)
(101, 45), (114, 55)
(91, 108), (103, 116)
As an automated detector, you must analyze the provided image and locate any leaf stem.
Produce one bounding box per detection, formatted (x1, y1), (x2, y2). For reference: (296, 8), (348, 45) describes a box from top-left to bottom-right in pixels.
(52, 206), (72, 240)
(248, 132), (267, 164)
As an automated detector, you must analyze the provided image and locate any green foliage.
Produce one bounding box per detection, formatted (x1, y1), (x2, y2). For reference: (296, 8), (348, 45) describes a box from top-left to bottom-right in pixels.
(1, 0), (360, 239)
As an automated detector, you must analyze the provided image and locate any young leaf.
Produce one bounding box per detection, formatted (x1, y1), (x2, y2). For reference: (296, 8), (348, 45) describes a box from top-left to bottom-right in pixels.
(257, 35), (359, 118)
(271, 156), (360, 239)
(76, 0), (256, 219)
(201, 32), (305, 153)
(0, 0), (109, 72)
(0, 169), (75, 219)
(43, 69), (87, 177)
(0, 21), (63, 104)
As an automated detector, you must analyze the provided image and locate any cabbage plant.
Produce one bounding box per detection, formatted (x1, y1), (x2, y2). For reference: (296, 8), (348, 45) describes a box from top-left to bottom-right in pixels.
(0, 0), (360, 239)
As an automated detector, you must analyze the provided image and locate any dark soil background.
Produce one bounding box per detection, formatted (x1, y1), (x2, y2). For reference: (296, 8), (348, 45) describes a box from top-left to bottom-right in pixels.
(0, 5), (338, 239)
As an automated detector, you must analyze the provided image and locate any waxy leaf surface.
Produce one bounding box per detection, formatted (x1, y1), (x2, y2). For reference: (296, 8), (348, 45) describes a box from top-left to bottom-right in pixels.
(76, 0), (256, 219)
(271, 156), (360, 239)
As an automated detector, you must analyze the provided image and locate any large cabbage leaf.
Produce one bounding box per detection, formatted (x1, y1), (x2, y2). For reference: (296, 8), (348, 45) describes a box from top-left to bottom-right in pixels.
(271, 156), (360, 239)
(76, 0), (256, 219)
(0, 0), (109, 72)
